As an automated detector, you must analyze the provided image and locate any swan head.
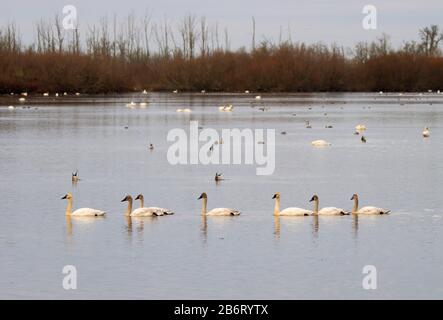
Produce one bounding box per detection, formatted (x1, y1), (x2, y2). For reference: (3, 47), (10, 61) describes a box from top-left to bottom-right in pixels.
(309, 195), (318, 202)
(272, 192), (281, 199)
(121, 195), (132, 202)
(350, 193), (359, 200)
(198, 192), (207, 200)
(134, 194), (144, 201)
(61, 193), (72, 200)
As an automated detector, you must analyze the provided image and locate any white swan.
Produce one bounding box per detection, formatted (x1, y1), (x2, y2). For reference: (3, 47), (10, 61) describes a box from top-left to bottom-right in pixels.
(309, 195), (349, 215)
(255, 95), (262, 100)
(198, 192), (240, 216)
(355, 124), (366, 131)
(61, 193), (105, 216)
(218, 104), (233, 112)
(350, 194), (390, 215)
(272, 192), (312, 216)
(18, 97), (26, 102)
(121, 195), (159, 217)
(423, 127), (430, 137)
(8, 106), (15, 110)
(134, 194), (174, 216)
(176, 108), (191, 113)
(311, 140), (331, 147)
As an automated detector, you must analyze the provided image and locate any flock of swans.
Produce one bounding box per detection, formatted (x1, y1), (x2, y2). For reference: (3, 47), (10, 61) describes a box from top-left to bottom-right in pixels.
(61, 191), (390, 218)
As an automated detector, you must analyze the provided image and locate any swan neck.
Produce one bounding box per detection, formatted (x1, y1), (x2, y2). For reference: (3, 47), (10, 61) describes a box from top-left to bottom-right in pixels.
(313, 199), (319, 214)
(125, 198), (133, 216)
(353, 198), (359, 213)
(139, 197), (144, 208)
(274, 197), (280, 215)
(201, 198), (207, 215)
(65, 198), (73, 215)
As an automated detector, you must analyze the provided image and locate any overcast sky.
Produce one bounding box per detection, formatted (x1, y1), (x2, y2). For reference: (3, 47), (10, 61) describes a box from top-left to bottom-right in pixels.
(2, 0), (443, 49)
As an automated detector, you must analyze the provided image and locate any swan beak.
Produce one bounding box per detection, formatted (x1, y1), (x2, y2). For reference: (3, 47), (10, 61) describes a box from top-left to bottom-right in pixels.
(309, 197), (315, 202)
(135, 195), (140, 200)
(121, 197), (127, 202)
(350, 196), (354, 200)
(272, 194), (277, 199)
(61, 195), (67, 200)
(197, 195), (202, 200)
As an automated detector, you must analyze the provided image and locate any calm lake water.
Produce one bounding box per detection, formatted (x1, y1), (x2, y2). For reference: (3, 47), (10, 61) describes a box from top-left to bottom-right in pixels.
(1, 92), (443, 299)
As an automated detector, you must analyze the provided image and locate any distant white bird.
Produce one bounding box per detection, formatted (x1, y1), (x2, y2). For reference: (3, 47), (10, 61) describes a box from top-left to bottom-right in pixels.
(198, 192), (240, 216)
(255, 95), (262, 100)
(309, 195), (349, 215)
(173, 90), (178, 93)
(311, 140), (331, 147)
(201, 90), (206, 93)
(8, 106), (15, 110)
(272, 192), (312, 216)
(219, 104), (233, 112)
(176, 108), (191, 113)
(61, 193), (105, 216)
(350, 194), (390, 215)
(139, 102), (148, 107)
(43, 92), (49, 96)
(355, 124), (366, 131)
(142, 89), (148, 94)
(126, 101), (136, 108)
(55, 93), (59, 97)
(245, 90), (250, 94)
(422, 127), (430, 137)
(21, 92), (28, 96)
(18, 97), (26, 102)
(75, 92), (81, 96)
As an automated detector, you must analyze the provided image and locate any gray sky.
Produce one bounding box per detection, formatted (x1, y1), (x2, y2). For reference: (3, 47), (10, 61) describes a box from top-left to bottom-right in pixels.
(2, 0), (443, 49)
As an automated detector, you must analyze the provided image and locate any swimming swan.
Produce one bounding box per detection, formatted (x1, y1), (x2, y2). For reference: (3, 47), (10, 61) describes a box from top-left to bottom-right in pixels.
(198, 192), (240, 216)
(134, 194), (174, 216)
(355, 124), (366, 131)
(350, 194), (390, 215)
(61, 193), (105, 216)
(272, 192), (313, 216)
(309, 195), (349, 215)
(311, 140), (331, 147)
(121, 195), (160, 217)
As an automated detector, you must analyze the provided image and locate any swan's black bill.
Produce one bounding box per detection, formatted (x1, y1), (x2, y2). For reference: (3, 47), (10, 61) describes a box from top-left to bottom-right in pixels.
(272, 194), (277, 199)
(135, 195), (141, 200)
(121, 196), (130, 202)
(197, 195), (203, 200)
(61, 195), (67, 200)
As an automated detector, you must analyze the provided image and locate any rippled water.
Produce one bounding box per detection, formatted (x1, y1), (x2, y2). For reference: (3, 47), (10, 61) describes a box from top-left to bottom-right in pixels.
(1, 92), (443, 299)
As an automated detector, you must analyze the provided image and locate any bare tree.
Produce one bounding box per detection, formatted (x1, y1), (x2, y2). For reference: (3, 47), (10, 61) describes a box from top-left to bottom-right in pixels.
(419, 25), (443, 56)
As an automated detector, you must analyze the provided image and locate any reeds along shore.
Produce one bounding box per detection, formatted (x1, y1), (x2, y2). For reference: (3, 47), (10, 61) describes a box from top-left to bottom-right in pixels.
(1, 17), (443, 94)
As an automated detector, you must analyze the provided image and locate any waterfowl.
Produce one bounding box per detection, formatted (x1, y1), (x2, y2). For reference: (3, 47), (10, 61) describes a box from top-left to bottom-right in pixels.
(75, 92), (81, 96)
(176, 108), (191, 113)
(139, 102), (148, 107)
(361, 136), (367, 143)
(255, 95), (262, 100)
(61, 193), (105, 216)
(149, 143), (154, 150)
(350, 194), (390, 215)
(43, 92), (49, 96)
(18, 97), (26, 102)
(133, 194), (174, 216)
(272, 193), (312, 216)
(355, 124), (366, 131)
(7, 106), (15, 110)
(71, 170), (79, 182)
(215, 173), (223, 182)
(311, 140), (331, 147)
(245, 90), (250, 93)
(142, 89), (148, 94)
(305, 121), (312, 129)
(126, 101), (136, 108)
(423, 127), (430, 137)
(309, 195), (349, 215)
(201, 90), (206, 93)
(21, 92), (28, 96)
(198, 192), (240, 216)
(121, 195), (156, 217)
(325, 125), (333, 128)
(218, 104), (233, 112)
(173, 90), (178, 93)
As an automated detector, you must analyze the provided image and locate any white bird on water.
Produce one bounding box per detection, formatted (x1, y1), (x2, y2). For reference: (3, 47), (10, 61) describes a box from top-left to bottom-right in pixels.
(422, 127), (430, 137)
(311, 140), (331, 147)
(198, 192), (240, 216)
(61, 193), (105, 216)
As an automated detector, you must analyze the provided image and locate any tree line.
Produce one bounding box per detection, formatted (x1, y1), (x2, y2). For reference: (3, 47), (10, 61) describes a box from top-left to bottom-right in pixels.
(0, 14), (443, 93)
